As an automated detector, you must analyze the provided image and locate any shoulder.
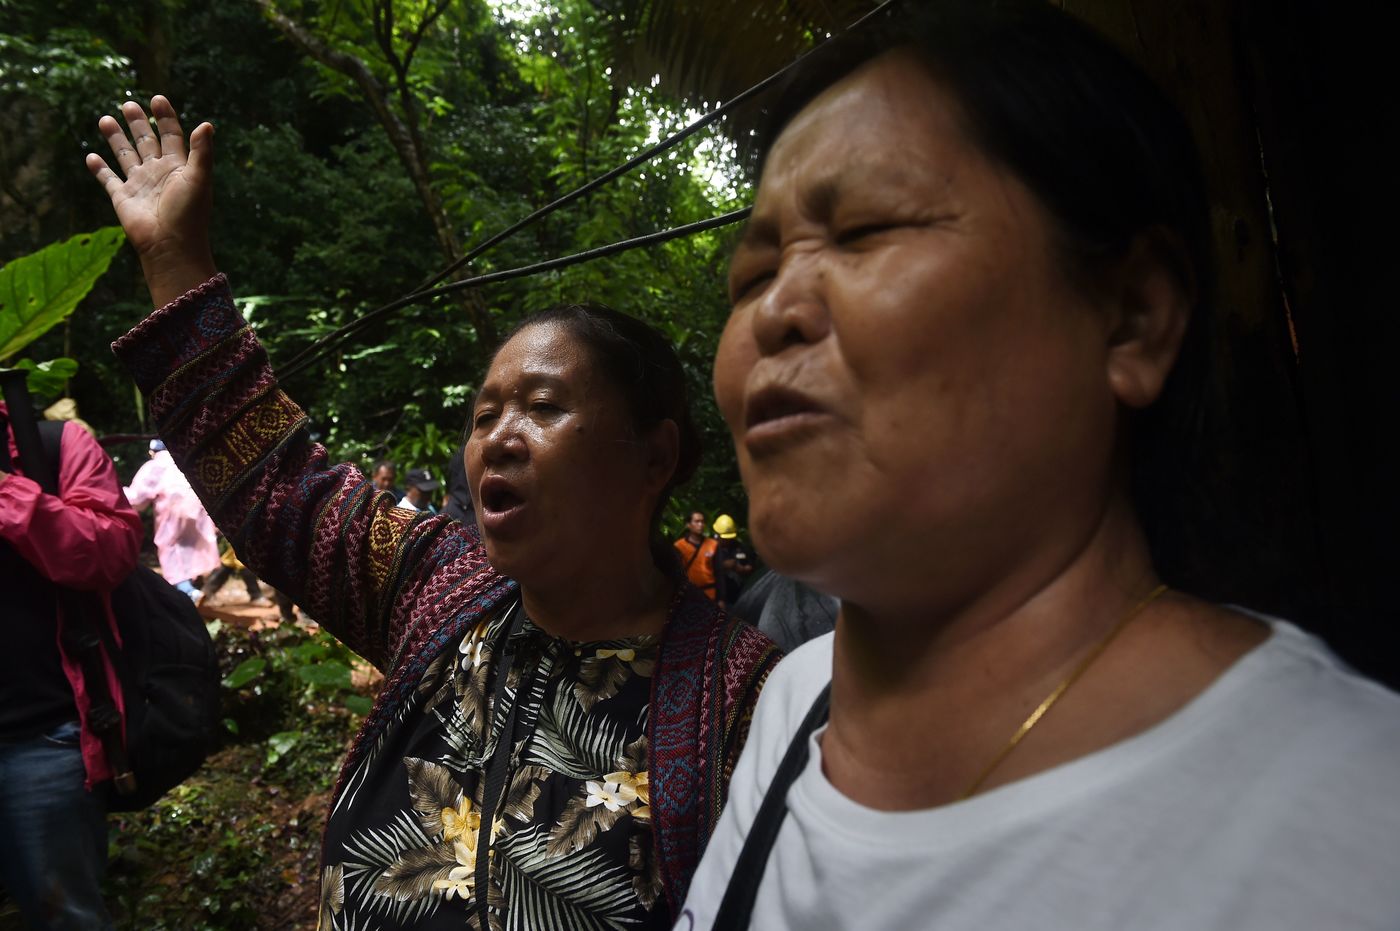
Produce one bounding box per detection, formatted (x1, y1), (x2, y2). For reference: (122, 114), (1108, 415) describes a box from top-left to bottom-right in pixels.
(1171, 615), (1400, 823)
(55, 419), (107, 464)
(1241, 617), (1400, 746)
(737, 633), (833, 777)
(757, 631), (833, 714)
(712, 607), (783, 701)
(1173, 618), (1400, 913)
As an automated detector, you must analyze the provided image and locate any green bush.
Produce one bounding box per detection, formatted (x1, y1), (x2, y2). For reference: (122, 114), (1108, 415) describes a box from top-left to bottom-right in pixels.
(100, 620), (378, 930)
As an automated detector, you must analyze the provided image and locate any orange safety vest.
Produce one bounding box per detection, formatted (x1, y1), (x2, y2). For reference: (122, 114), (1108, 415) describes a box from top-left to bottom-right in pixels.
(673, 536), (719, 599)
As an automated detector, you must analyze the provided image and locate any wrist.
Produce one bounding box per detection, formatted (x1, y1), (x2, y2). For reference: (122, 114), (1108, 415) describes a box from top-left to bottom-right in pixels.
(139, 246), (218, 310)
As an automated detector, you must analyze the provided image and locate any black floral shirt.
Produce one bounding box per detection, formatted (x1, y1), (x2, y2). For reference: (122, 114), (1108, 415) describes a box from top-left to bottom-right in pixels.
(318, 600), (668, 931)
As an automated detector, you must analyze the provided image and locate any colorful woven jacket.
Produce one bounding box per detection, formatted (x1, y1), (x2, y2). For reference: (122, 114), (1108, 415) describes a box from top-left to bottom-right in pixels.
(111, 274), (782, 914)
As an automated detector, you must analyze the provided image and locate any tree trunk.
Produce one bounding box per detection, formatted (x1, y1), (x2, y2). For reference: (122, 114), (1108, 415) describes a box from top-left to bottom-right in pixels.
(252, 0), (496, 346)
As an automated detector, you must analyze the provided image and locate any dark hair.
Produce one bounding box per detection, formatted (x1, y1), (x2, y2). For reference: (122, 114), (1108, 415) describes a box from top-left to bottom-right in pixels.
(753, 0), (1223, 594)
(371, 460), (395, 475)
(493, 303), (703, 566)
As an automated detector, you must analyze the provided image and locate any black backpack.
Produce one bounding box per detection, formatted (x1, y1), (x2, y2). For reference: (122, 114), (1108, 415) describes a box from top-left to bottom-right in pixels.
(102, 560), (223, 810)
(0, 378), (221, 811)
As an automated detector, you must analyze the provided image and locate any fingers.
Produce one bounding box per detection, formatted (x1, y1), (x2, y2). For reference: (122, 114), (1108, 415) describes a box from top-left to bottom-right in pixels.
(149, 95), (188, 161)
(84, 152), (126, 199)
(91, 95), (207, 193)
(186, 121), (215, 178)
(98, 113), (140, 177)
(95, 96), (203, 182)
(121, 101), (162, 163)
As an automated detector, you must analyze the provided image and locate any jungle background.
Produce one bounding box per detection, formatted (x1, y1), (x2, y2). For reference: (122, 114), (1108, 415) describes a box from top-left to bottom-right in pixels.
(1, 0), (1393, 927)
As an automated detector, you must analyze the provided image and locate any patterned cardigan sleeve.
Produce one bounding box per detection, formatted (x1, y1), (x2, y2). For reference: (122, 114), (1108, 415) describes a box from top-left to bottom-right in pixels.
(111, 274), (497, 671)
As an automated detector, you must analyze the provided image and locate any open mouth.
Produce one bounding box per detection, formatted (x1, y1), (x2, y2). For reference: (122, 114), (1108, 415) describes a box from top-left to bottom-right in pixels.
(479, 477), (525, 514)
(484, 487), (523, 509)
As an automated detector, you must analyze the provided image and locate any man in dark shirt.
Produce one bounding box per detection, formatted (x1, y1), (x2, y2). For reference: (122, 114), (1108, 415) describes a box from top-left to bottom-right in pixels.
(372, 460), (404, 502)
(397, 468), (441, 513)
(711, 514), (755, 609)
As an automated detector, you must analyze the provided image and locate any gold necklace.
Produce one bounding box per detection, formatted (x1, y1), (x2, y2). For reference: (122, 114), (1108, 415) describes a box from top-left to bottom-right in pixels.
(959, 583), (1169, 800)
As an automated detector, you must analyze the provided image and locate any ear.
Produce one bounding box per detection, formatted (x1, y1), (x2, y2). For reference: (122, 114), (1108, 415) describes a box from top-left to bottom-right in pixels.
(1104, 227), (1194, 409)
(643, 418), (681, 493)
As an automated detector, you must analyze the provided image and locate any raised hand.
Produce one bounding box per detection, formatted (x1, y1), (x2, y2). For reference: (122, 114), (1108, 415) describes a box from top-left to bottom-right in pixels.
(86, 96), (218, 309)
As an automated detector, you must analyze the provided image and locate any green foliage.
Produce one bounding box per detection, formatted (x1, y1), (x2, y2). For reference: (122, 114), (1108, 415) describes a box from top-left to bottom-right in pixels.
(0, 28), (131, 118)
(221, 656), (267, 690)
(390, 419), (460, 474)
(220, 623), (371, 738)
(98, 617), (372, 929)
(8, 356), (79, 397)
(0, 226), (125, 361)
(4, 0), (758, 517)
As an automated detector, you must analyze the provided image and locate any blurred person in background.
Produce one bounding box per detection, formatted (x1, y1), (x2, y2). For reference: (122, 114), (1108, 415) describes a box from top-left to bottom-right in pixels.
(2, 399), (142, 930)
(674, 510), (718, 600)
(123, 439), (218, 598)
(711, 514), (754, 609)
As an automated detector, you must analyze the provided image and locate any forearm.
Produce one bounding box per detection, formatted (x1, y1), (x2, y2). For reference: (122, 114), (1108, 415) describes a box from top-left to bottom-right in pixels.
(109, 274), (467, 668)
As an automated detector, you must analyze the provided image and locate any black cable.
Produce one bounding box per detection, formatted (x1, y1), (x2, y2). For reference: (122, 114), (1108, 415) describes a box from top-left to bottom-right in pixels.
(278, 0), (897, 379)
(276, 206), (750, 384)
(412, 0), (898, 293)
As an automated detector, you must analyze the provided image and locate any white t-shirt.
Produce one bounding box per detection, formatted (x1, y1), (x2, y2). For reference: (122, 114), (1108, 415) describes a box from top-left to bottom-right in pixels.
(677, 619), (1400, 930)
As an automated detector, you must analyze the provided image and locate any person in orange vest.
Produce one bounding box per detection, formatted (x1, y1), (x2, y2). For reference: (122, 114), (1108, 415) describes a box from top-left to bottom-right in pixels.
(673, 510), (718, 599)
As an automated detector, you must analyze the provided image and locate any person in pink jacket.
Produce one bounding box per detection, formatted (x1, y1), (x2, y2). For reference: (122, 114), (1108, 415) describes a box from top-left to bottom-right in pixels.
(122, 439), (219, 597)
(1, 403), (143, 930)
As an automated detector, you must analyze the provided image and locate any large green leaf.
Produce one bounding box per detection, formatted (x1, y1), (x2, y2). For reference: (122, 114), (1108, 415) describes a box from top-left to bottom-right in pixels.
(0, 227), (126, 362)
(9, 357), (79, 397)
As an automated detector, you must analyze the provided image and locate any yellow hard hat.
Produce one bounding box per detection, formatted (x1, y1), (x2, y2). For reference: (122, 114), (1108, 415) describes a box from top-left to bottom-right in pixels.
(712, 514), (738, 539)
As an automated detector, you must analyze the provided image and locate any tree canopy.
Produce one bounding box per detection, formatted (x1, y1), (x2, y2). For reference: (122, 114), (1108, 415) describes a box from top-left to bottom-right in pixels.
(2, 0), (759, 531)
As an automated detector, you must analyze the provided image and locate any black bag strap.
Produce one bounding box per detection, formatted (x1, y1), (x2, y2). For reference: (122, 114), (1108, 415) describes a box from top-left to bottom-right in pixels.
(0, 372), (137, 795)
(711, 682), (832, 930)
(0, 371), (58, 493)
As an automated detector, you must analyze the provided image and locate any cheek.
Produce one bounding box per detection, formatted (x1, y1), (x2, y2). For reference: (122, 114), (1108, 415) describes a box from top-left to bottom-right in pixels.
(713, 311), (755, 431)
(463, 437), (485, 487)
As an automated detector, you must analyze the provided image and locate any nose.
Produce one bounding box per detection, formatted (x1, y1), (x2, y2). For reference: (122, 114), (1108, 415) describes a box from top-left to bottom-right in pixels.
(751, 249), (831, 356)
(475, 410), (528, 467)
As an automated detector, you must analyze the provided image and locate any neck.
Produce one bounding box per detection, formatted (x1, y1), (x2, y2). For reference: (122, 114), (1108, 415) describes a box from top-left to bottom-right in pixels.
(823, 493), (1164, 810)
(686, 531), (704, 545)
(520, 544), (673, 642)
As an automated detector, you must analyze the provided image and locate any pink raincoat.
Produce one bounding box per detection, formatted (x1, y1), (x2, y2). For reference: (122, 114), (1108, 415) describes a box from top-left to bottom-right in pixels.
(123, 449), (219, 584)
(1, 405), (144, 786)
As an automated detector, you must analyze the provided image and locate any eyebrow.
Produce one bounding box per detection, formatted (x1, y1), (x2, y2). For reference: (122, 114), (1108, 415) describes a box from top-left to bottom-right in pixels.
(735, 216), (777, 252)
(472, 372), (572, 407)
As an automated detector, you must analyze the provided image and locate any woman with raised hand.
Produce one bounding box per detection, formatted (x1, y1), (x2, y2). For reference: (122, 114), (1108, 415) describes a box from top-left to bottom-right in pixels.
(676, 2), (1400, 929)
(89, 96), (778, 931)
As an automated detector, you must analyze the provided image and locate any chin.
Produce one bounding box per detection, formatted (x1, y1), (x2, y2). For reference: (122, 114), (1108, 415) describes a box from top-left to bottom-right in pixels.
(749, 504), (829, 585)
(479, 535), (523, 578)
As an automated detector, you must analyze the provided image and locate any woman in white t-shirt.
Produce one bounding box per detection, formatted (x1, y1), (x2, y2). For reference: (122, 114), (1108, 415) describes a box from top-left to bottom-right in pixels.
(678, 1), (1400, 928)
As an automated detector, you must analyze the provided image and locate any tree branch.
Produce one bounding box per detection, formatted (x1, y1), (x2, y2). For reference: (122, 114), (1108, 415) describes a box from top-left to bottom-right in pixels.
(252, 0), (495, 344)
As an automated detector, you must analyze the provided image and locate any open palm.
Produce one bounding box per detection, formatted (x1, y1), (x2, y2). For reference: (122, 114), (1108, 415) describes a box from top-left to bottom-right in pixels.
(86, 95), (218, 308)
(86, 96), (213, 267)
